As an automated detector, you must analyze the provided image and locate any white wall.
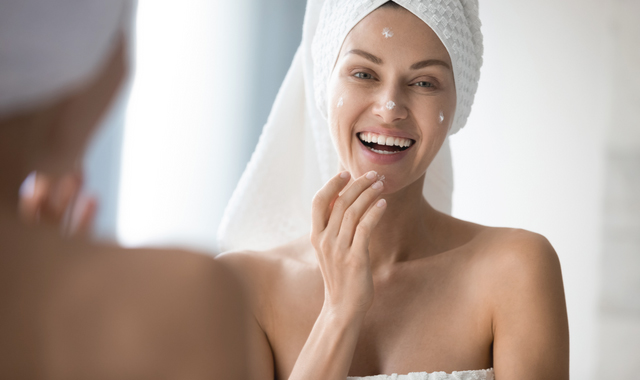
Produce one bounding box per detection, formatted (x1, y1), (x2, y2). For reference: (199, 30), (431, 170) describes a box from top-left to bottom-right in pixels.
(117, 1), (259, 252)
(450, 1), (611, 378)
(596, 0), (640, 378)
(116, 1), (305, 254)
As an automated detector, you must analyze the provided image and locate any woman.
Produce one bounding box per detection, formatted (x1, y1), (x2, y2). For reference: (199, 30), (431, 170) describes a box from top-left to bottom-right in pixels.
(0, 1), (246, 377)
(218, 0), (569, 379)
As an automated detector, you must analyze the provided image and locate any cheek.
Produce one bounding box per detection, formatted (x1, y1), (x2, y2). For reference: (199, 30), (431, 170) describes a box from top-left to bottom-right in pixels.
(439, 88), (457, 128)
(413, 92), (456, 133)
(327, 81), (369, 147)
(409, 99), (452, 167)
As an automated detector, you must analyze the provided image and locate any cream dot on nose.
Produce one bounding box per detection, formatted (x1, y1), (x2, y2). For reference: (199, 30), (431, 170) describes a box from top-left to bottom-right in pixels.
(385, 100), (396, 110)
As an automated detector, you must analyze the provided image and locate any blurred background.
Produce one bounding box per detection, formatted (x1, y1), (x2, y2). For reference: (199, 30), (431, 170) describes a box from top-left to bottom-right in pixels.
(83, 0), (639, 378)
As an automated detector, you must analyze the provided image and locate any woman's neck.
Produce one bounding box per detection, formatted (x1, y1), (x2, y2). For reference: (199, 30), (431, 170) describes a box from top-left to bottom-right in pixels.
(367, 174), (442, 271)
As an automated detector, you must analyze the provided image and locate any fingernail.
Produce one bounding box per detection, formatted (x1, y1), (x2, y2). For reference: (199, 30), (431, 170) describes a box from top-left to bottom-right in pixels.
(372, 181), (383, 190)
(340, 171), (350, 179)
(376, 199), (386, 208)
(366, 171), (377, 180)
(19, 171), (37, 198)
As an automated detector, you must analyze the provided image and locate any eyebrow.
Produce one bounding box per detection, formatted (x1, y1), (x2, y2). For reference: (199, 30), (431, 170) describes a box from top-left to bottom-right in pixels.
(346, 49), (451, 70)
(410, 59), (451, 70)
(346, 49), (382, 65)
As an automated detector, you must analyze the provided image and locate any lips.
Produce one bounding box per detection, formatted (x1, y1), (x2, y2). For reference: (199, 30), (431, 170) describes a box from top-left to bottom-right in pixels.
(357, 131), (415, 155)
(355, 130), (416, 165)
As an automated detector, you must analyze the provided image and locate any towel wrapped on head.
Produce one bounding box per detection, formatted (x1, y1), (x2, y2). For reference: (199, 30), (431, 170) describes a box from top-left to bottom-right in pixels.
(0, 0), (132, 118)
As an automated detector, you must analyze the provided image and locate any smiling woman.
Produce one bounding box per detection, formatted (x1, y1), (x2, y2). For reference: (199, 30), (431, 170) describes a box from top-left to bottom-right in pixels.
(327, 5), (456, 190)
(217, 1), (569, 380)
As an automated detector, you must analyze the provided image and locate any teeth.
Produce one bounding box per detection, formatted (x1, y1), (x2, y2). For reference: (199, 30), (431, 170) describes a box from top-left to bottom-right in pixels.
(371, 148), (401, 155)
(358, 132), (413, 148)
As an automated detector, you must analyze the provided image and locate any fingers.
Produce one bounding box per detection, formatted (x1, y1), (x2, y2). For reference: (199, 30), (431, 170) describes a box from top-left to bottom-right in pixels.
(351, 199), (387, 251)
(311, 171), (351, 235)
(325, 170), (379, 235)
(68, 195), (98, 237)
(40, 173), (82, 226)
(17, 171), (96, 238)
(337, 179), (384, 245)
(18, 172), (52, 225)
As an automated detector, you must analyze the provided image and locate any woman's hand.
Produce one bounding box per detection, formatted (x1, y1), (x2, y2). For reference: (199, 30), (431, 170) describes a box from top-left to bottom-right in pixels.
(18, 171), (97, 237)
(287, 171), (386, 380)
(310, 170), (387, 319)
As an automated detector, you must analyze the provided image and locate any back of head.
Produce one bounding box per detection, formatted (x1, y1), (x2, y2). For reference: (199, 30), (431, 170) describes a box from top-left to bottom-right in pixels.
(0, 0), (133, 202)
(0, 0), (131, 118)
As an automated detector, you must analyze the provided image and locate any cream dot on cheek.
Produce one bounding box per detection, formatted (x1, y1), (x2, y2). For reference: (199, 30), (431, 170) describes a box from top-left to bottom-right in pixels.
(439, 111), (444, 124)
(337, 97), (344, 108)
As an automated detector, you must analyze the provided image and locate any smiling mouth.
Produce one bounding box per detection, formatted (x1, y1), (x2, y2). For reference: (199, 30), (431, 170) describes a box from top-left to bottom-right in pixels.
(357, 132), (415, 155)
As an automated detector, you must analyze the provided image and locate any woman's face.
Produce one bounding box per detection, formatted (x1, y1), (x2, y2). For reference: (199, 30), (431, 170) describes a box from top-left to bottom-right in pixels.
(327, 6), (456, 194)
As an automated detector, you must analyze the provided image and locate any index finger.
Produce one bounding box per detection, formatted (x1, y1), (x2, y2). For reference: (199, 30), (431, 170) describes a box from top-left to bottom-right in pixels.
(18, 172), (52, 225)
(311, 171), (351, 234)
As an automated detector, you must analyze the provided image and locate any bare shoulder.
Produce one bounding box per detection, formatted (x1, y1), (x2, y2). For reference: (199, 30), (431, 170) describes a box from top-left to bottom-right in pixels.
(69, 244), (243, 305)
(471, 227), (561, 279)
(216, 235), (315, 291)
(465, 227), (566, 325)
(59, 243), (247, 335)
(461, 228), (569, 378)
(439, 215), (563, 295)
(2, 234), (249, 379)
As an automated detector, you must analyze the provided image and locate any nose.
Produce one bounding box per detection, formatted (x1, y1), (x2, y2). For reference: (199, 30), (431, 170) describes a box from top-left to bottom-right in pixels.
(372, 84), (408, 123)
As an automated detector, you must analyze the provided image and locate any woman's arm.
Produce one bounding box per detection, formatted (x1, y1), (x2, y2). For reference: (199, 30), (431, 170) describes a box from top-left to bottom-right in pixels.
(222, 171), (386, 380)
(491, 231), (570, 380)
(215, 253), (275, 380)
(289, 170), (386, 380)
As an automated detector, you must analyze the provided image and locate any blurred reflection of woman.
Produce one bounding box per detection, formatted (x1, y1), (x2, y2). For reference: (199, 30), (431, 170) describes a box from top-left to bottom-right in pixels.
(0, 1), (246, 378)
(218, 1), (569, 379)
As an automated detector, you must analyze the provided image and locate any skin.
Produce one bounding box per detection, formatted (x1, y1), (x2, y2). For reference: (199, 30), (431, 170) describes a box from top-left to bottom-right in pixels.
(0, 36), (247, 379)
(18, 170), (97, 237)
(219, 5), (569, 380)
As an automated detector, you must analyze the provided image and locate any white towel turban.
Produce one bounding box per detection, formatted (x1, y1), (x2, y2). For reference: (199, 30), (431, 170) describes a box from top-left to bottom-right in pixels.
(0, 0), (132, 118)
(218, 0), (483, 253)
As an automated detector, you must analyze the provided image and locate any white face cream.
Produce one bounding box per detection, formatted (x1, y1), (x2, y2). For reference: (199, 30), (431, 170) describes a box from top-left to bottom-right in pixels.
(382, 27), (394, 38)
(386, 100), (396, 110)
(337, 97), (344, 108)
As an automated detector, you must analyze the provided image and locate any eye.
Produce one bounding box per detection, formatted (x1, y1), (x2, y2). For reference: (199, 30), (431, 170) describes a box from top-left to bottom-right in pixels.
(354, 72), (374, 80)
(413, 81), (434, 88)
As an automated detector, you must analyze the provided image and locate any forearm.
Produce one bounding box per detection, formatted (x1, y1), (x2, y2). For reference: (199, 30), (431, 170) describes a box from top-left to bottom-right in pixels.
(288, 307), (364, 380)
(290, 171), (384, 380)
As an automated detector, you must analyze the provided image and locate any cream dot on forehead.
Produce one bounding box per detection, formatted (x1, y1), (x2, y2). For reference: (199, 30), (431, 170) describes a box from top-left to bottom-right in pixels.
(382, 27), (394, 38)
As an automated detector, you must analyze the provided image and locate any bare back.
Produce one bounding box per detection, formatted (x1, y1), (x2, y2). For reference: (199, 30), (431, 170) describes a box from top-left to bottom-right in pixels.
(0, 218), (247, 379)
